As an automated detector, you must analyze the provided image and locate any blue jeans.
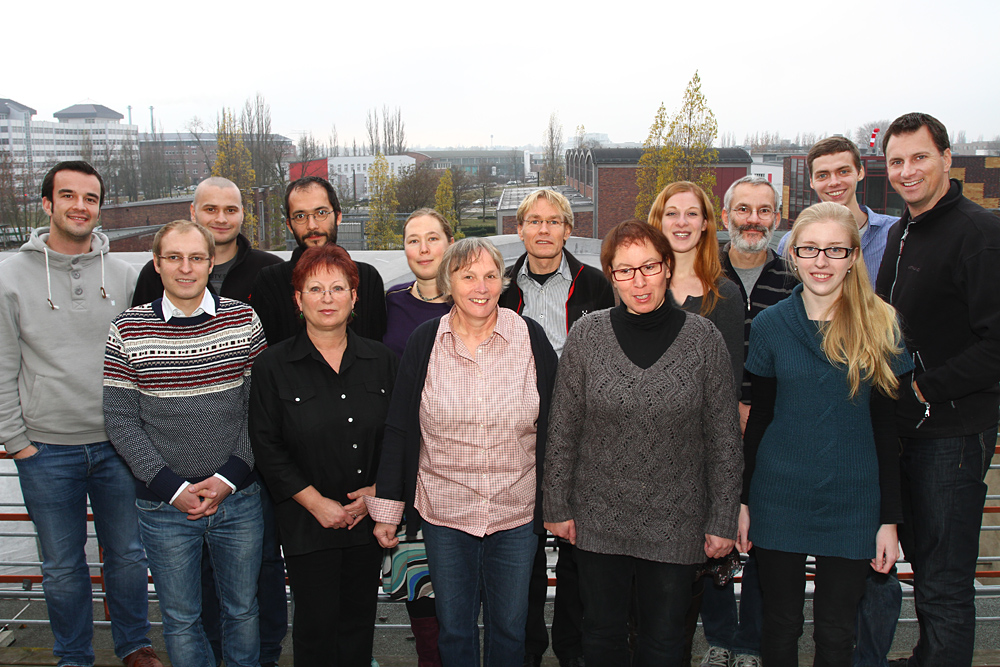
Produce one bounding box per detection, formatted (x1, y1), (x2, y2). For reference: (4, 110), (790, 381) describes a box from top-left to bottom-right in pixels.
(853, 568), (902, 667)
(575, 548), (697, 667)
(202, 480), (287, 665)
(898, 427), (996, 667)
(699, 549), (763, 655)
(137, 481), (263, 667)
(15, 442), (152, 667)
(423, 520), (536, 667)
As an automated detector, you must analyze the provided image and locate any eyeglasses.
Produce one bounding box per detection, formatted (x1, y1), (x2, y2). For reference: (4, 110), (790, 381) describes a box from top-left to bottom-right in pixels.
(523, 219), (565, 228)
(792, 246), (856, 260)
(610, 261), (664, 282)
(157, 254), (211, 265)
(729, 205), (775, 221)
(299, 286), (349, 298)
(289, 209), (334, 226)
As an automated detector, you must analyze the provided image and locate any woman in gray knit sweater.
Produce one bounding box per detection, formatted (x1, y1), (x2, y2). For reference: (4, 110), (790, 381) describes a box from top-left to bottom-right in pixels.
(542, 220), (743, 667)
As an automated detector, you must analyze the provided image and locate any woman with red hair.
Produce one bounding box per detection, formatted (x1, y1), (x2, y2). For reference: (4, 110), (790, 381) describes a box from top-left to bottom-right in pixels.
(250, 244), (397, 666)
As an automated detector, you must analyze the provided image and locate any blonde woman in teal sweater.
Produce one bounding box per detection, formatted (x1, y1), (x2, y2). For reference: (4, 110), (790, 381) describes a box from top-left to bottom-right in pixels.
(737, 202), (913, 667)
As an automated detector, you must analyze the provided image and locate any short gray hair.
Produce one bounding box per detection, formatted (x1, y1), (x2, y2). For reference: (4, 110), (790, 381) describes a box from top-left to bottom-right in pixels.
(723, 175), (781, 212)
(436, 237), (510, 300)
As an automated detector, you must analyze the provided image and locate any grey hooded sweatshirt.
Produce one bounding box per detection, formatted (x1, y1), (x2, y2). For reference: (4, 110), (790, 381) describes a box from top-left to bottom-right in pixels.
(0, 228), (137, 453)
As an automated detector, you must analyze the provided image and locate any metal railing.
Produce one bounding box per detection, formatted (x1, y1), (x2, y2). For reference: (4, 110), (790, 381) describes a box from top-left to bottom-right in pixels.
(2, 447), (999, 632)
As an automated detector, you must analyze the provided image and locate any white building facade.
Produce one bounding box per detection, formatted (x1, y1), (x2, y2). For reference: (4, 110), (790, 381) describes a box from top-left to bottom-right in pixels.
(1, 99), (138, 187)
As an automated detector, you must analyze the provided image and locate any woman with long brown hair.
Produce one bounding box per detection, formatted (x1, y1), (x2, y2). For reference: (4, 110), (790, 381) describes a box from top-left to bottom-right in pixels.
(648, 181), (743, 391)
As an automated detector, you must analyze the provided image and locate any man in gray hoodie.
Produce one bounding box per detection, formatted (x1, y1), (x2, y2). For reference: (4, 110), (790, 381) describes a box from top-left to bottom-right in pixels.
(0, 161), (162, 667)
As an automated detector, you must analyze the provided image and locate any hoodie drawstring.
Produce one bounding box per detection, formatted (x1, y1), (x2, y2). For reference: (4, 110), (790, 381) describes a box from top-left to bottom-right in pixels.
(44, 246), (59, 310)
(100, 251), (108, 299)
(42, 242), (110, 309)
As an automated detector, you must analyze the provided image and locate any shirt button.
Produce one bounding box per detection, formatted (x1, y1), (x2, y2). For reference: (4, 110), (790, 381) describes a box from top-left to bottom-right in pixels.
(381, 389), (385, 394)
(348, 417), (353, 423)
(341, 394), (346, 399)
(353, 444), (358, 449)
(74, 288), (83, 295)
(72, 271), (80, 279)
(357, 469), (362, 474)
(294, 397), (300, 402)
(71, 258), (79, 265)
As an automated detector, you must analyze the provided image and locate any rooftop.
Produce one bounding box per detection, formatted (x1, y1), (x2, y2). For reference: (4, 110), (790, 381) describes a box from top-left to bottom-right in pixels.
(568, 146), (752, 165)
(497, 185), (592, 213)
(53, 103), (124, 122)
(0, 98), (37, 116)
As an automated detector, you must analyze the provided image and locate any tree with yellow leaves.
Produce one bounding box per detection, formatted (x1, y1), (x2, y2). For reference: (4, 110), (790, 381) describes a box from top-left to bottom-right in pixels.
(367, 154), (400, 250)
(434, 168), (463, 237)
(635, 71), (719, 219)
(213, 108), (258, 243)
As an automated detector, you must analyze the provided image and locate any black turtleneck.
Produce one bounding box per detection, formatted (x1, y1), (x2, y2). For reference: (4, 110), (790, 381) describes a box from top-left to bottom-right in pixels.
(609, 300), (686, 369)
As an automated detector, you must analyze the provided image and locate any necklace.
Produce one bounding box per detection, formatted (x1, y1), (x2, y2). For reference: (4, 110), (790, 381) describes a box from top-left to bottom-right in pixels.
(414, 281), (443, 302)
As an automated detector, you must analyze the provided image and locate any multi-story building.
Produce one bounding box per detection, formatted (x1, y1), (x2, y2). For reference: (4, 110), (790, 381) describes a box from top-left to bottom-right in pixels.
(407, 150), (528, 181)
(289, 155), (416, 200)
(564, 147), (753, 238)
(0, 98), (139, 188)
(138, 132), (296, 188)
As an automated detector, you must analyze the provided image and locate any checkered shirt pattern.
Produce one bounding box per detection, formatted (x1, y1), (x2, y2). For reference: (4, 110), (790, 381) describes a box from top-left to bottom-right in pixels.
(366, 308), (539, 536)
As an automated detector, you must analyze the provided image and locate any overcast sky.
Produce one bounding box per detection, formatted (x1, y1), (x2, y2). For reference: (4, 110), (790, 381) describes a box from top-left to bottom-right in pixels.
(7, 0), (998, 150)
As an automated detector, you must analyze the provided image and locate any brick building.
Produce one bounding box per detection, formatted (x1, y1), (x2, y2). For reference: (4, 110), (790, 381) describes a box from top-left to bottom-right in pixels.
(139, 133), (295, 189)
(565, 147), (753, 238)
(100, 197), (193, 251)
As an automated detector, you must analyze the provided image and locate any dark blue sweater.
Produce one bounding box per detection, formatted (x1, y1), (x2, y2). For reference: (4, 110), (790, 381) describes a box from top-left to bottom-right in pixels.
(744, 286), (912, 559)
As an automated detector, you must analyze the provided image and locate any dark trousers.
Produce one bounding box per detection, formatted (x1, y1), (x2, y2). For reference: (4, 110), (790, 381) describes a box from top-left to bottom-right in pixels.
(525, 536), (585, 661)
(853, 567), (902, 667)
(284, 540), (382, 667)
(756, 547), (870, 667)
(698, 549), (764, 654)
(525, 534), (549, 656)
(553, 539), (585, 660)
(898, 427), (996, 667)
(576, 548), (695, 667)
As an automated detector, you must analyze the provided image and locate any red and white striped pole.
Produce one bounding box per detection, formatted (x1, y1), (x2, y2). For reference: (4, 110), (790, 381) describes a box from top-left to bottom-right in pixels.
(870, 128), (880, 154)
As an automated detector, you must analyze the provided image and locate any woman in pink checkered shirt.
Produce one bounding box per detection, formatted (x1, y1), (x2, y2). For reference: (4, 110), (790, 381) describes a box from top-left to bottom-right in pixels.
(367, 237), (559, 667)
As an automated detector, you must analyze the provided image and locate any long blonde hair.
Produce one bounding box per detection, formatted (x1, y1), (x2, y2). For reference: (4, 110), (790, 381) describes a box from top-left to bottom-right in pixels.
(785, 202), (904, 398)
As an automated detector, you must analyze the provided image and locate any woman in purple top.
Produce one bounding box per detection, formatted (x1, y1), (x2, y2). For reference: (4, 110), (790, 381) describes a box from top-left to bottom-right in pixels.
(383, 208), (455, 358)
(382, 207), (453, 665)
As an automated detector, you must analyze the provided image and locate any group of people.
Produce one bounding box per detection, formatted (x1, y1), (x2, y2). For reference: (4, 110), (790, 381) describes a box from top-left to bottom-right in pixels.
(1, 110), (998, 667)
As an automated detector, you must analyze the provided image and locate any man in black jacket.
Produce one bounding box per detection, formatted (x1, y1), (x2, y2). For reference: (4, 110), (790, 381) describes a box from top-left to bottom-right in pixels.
(499, 189), (614, 356)
(250, 176), (386, 345)
(876, 113), (1000, 667)
(499, 188), (614, 667)
(130, 176), (287, 667)
(132, 177), (282, 306)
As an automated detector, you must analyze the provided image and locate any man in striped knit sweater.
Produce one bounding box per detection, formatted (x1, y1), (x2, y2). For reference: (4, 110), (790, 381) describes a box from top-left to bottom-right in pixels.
(103, 220), (267, 667)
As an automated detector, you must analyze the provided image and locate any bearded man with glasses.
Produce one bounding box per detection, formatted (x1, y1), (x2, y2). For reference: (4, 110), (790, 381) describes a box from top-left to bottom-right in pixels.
(690, 175), (797, 667)
(251, 176), (386, 345)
